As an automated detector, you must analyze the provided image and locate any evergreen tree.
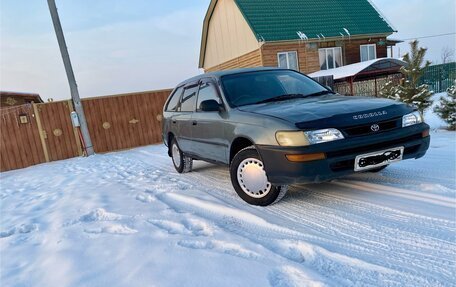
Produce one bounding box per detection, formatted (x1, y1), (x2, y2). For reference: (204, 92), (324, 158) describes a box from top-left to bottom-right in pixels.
(434, 82), (456, 130)
(380, 40), (434, 114)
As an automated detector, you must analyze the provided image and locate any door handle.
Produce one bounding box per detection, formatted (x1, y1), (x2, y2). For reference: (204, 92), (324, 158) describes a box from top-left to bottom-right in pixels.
(192, 121), (198, 126)
(172, 120), (177, 124)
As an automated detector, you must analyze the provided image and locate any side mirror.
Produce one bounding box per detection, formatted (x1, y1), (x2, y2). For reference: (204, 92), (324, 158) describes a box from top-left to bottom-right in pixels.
(200, 100), (222, 112)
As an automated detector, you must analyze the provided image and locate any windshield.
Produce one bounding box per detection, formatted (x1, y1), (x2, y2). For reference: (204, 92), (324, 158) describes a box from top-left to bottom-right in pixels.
(221, 70), (329, 107)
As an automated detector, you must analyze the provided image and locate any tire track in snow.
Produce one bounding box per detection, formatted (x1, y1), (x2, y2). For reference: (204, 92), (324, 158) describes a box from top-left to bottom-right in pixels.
(155, 192), (430, 287)
(333, 180), (456, 208)
(59, 146), (455, 286)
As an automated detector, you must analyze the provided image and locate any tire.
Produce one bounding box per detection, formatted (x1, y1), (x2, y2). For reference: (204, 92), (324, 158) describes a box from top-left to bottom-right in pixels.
(230, 146), (288, 206)
(367, 165), (388, 173)
(170, 138), (193, 173)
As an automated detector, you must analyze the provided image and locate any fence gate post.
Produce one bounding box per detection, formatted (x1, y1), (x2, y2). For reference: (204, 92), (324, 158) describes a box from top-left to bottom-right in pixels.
(32, 103), (50, 162)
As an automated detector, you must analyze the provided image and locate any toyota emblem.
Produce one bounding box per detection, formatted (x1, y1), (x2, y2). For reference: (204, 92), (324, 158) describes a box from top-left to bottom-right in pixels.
(371, 124), (380, 132)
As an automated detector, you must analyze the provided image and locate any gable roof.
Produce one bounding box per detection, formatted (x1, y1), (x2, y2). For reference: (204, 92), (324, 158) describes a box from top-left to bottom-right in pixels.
(235, 0), (396, 42)
(199, 0), (396, 67)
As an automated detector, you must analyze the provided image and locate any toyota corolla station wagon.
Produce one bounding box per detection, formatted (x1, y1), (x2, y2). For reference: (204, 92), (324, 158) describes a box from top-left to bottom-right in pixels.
(162, 68), (430, 206)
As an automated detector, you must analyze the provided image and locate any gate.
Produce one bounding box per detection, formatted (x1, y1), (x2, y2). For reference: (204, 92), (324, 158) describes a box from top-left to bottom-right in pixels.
(34, 101), (82, 162)
(82, 90), (171, 153)
(0, 105), (46, 171)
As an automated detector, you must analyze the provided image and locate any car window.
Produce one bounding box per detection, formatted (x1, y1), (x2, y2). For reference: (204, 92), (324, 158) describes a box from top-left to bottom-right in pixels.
(197, 82), (221, 111)
(180, 85), (198, 112)
(165, 87), (183, 112)
(221, 70), (327, 107)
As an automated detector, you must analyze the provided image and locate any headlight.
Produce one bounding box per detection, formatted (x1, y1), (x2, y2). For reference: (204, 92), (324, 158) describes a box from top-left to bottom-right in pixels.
(276, 129), (344, 146)
(304, 128), (344, 144)
(276, 131), (310, 147)
(402, 111), (423, 127)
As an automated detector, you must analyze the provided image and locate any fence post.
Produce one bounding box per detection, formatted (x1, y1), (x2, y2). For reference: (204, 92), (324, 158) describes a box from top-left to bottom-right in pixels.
(32, 103), (50, 163)
(67, 100), (84, 156)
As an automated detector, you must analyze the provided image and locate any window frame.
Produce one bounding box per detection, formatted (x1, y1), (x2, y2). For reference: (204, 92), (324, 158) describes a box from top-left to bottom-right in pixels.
(318, 47), (343, 70)
(360, 44), (377, 62)
(179, 83), (199, 112)
(195, 78), (224, 112)
(277, 51), (299, 71)
(165, 86), (184, 112)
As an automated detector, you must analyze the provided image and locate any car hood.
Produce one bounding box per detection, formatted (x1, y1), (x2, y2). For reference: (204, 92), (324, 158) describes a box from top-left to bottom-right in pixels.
(237, 94), (413, 128)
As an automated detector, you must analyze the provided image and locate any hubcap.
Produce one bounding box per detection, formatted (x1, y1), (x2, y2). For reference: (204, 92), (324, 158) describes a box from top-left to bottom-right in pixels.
(237, 158), (272, 198)
(172, 144), (181, 168)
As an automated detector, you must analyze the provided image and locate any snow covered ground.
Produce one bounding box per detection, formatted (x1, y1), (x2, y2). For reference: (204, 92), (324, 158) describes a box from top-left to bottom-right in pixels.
(1, 121), (455, 286)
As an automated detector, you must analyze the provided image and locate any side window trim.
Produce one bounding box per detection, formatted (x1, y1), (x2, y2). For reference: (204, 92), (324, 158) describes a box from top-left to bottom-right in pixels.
(165, 85), (184, 112)
(180, 83), (199, 112)
(196, 78), (224, 112)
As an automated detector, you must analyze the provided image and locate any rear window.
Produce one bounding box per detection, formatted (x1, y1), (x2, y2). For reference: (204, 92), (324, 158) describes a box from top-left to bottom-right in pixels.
(165, 87), (183, 112)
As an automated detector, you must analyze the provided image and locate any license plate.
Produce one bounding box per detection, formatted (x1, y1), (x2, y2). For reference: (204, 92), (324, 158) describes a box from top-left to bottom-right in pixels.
(354, 147), (404, 171)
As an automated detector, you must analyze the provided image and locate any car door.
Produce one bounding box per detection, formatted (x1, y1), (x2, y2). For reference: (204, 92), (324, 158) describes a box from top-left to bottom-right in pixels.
(191, 79), (228, 163)
(175, 83), (198, 154)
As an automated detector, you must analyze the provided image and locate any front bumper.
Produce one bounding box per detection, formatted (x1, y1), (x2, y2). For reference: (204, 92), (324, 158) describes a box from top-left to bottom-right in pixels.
(256, 123), (430, 185)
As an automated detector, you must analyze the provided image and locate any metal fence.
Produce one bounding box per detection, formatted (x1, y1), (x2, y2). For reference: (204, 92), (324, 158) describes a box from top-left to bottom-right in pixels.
(420, 62), (456, 93)
(333, 74), (403, 97)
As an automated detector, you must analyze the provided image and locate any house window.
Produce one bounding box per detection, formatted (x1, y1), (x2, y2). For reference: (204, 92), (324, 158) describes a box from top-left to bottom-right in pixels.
(319, 47), (343, 70)
(360, 44), (377, 62)
(277, 51), (299, 71)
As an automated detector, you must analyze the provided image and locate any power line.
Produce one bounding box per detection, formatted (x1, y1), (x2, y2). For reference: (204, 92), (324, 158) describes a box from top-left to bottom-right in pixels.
(401, 32), (456, 41)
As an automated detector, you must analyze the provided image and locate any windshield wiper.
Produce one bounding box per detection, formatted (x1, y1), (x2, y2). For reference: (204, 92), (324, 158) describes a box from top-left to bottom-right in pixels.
(255, 94), (309, 105)
(305, 90), (334, 97)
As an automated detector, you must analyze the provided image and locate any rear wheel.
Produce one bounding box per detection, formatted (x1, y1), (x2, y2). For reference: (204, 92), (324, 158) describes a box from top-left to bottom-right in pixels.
(230, 146), (288, 206)
(171, 139), (193, 173)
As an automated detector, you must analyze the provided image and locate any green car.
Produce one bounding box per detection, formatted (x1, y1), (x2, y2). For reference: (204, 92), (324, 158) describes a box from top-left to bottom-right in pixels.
(162, 68), (430, 206)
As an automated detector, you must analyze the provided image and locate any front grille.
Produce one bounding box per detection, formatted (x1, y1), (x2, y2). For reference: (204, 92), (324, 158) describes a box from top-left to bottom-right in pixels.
(327, 133), (423, 158)
(342, 118), (400, 137)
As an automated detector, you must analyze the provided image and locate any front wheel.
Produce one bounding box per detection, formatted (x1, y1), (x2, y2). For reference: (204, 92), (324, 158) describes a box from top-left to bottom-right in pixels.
(230, 146), (288, 206)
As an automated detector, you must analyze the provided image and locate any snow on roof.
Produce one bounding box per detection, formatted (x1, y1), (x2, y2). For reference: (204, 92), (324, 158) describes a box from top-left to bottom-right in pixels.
(308, 58), (406, 80)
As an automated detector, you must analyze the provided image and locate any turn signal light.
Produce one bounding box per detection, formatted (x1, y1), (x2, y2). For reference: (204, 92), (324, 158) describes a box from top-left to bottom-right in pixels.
(286, 153), (326, 162)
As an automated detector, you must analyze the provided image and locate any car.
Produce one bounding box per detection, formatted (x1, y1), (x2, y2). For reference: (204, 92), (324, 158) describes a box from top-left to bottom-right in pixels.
(162, 67), (430, 206)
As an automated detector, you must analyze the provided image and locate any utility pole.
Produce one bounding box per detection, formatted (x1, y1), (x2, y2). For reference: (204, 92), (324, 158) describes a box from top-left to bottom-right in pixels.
(47, 0), (94, 156)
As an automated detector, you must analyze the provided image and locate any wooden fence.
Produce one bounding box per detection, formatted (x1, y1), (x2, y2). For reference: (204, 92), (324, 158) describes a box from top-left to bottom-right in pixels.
(0, 89), (172, 172)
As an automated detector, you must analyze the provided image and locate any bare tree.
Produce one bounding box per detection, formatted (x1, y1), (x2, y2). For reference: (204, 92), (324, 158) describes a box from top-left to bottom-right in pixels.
(441, 46), (455, 64)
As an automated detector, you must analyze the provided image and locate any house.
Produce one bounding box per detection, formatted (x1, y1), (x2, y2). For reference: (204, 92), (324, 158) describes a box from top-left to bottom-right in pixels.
(199, 0), (400, 74)
(0, 91), (43, 108)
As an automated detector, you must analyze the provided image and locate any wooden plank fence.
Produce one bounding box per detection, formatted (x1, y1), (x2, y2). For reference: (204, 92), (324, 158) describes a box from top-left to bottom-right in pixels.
(0, 89), (172, 172)
(0, 104), (46, 171)
(82, 90), (171, 153)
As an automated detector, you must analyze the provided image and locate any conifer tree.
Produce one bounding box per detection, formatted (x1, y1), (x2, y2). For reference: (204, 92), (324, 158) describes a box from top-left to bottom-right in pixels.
(381, 40), (433, 114)
(434, 82), (456, 130)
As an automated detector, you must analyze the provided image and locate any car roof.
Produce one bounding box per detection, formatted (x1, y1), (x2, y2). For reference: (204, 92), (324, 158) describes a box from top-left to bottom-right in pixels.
(177, 67), (286, 87)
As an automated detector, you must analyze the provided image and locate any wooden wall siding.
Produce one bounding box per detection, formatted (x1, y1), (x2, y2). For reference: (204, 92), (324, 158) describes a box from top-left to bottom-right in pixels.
(82, 90), (171, 153)
(203, 0), (259, 69)
(36, 101), (81, 162)
(0, 105), (46, 172)
(205, 49), (263, 72)
(261, 42), (320, 74)
(342, 38), (388, 65)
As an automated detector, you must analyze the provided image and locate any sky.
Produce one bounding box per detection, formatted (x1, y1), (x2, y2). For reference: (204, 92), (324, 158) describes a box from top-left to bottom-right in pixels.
(0, 0), (455, 101)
